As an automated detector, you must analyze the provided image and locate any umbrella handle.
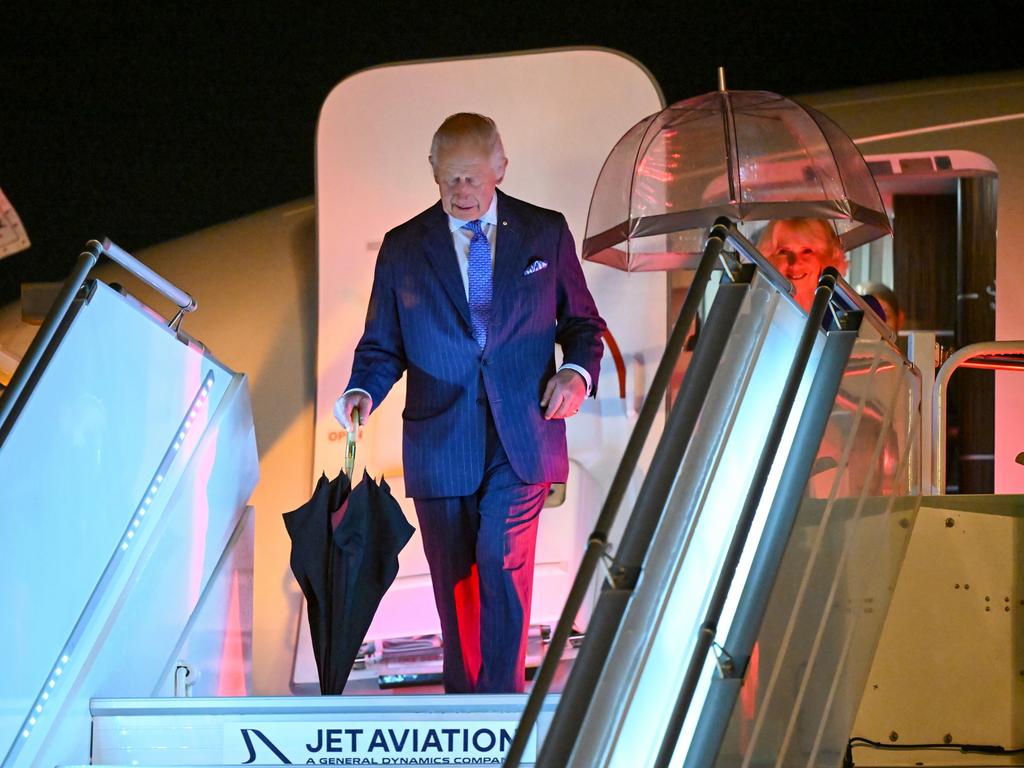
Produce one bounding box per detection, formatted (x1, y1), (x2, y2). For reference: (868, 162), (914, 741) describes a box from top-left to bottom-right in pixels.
(344, 408), (361, 478)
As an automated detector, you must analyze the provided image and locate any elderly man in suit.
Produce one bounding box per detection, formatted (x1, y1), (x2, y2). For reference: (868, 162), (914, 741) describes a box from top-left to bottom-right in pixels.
(335, 113), (606, 693)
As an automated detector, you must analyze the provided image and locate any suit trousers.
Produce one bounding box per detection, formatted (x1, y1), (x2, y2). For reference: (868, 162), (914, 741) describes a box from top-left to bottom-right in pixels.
(412, 408), (548, 694)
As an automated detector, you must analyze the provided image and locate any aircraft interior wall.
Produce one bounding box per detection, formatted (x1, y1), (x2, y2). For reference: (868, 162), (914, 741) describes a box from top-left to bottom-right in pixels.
(841, 150), (999, 494)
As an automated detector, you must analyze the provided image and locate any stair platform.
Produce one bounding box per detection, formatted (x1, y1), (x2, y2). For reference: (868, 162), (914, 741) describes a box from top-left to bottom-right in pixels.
(90, 694), (556, 766)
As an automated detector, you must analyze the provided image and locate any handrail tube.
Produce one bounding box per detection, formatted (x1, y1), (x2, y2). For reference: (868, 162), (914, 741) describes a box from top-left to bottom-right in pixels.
(932, 340), (1024, 493)
(535, 280), (750, 767)
(600, 329), (628, 399)
(504, 220), (732, 768)
(653, 268), (838, 768)
(907, 332), (936, 498)
(100, 238), (197, 312)
(0, 245), (100, 440)
(682, 330), (858, 768)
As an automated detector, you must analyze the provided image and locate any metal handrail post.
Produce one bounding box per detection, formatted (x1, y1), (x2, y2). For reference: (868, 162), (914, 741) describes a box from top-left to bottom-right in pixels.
(653, 268), (838, 768)
(932, 340), (1024, 494)
(504, 219), (732, 768)
(907, 332), (936, 494)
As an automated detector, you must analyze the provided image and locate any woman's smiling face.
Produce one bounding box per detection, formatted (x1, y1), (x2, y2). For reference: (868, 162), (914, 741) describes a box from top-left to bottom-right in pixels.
(762, 220), (845, 311)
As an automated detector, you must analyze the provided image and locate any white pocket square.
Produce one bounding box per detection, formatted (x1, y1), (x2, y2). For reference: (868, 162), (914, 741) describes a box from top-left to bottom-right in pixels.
(523, 260), (548, 275)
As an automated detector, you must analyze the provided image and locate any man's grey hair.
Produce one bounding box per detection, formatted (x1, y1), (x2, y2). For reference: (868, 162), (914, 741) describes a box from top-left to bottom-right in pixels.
(429, 113), (506, 171)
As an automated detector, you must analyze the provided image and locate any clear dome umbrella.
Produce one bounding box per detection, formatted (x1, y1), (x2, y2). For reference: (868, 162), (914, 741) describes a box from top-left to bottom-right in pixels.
(583, 84), (891, 271)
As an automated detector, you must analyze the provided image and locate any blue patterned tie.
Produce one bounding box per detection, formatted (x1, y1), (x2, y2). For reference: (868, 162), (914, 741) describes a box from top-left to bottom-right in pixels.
(463, 219), (492, 349)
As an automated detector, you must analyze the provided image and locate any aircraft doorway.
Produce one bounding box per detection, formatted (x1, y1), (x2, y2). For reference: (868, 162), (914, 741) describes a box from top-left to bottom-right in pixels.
(847, 150), (998, 493)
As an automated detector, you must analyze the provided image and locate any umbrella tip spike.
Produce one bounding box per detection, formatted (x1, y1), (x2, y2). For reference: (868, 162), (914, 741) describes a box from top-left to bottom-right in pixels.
(717, 67), (727, 92)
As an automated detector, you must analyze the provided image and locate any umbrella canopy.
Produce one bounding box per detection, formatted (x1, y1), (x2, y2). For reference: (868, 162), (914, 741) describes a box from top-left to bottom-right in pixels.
(583, 89), (891, 272)
(283, 469), (351, 694)
(331, 471), (415, 692)
(283, 469), (414, 694)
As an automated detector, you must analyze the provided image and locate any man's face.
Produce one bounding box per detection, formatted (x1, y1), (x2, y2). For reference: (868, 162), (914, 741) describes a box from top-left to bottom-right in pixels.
(766, 227), (838, 311)
(433, 143), (505, 221)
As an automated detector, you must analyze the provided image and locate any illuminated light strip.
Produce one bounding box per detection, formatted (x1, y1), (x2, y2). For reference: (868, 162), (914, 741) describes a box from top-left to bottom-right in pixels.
(12, 371), (215, 750)
(854, 111), (1024, 146)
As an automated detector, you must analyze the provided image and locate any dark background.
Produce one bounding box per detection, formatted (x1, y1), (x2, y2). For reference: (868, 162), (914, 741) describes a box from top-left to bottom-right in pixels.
(2, 1), (1022, 304)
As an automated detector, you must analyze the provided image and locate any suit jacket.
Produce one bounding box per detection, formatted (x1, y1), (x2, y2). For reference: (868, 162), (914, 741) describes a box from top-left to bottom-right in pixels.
(347, 189), (606, 498)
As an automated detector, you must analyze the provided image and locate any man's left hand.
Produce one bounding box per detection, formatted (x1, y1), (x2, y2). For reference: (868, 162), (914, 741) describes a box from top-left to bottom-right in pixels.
(541, 369), (587, 420)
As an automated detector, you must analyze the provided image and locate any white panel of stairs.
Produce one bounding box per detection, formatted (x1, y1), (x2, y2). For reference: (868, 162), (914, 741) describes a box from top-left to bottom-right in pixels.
(91, 695), (555, 766)
(153, 509), (255, 698)
(0, 280), (259, 767)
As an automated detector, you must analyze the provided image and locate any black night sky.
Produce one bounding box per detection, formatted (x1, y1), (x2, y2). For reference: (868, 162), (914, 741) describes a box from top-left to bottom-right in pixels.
(3, 2), (1022, 304)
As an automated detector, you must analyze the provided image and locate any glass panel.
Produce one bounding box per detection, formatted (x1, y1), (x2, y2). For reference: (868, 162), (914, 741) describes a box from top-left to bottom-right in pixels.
(710, 325), (920, 768)
(569, 271), (828, 766)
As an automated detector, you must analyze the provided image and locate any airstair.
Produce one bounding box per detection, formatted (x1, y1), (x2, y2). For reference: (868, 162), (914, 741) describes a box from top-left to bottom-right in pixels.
(1, 233), (1018, 768)
(0, 240), (558, 768)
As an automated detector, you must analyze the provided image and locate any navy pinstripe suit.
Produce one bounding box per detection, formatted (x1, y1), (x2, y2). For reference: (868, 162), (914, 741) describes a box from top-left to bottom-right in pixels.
(347, 188), (605, 691)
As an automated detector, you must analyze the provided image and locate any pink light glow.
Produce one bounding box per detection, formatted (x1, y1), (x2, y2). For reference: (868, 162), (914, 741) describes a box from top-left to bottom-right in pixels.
(188, 424), (215, 608)
(960, 360), (1024, 372)
(179, 356), (210, 610)
(453, 564), (482, 690)
(636, 155), (675, 184)
(217, 569), (248, 696)
(739, 642), (760, 753)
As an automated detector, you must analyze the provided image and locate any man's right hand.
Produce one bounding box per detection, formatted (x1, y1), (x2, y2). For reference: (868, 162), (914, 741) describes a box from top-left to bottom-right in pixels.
(333, 390), (372, 438)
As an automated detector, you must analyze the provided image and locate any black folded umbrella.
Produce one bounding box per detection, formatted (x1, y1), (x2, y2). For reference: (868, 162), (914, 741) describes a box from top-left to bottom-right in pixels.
(283, 466), (414, 694)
